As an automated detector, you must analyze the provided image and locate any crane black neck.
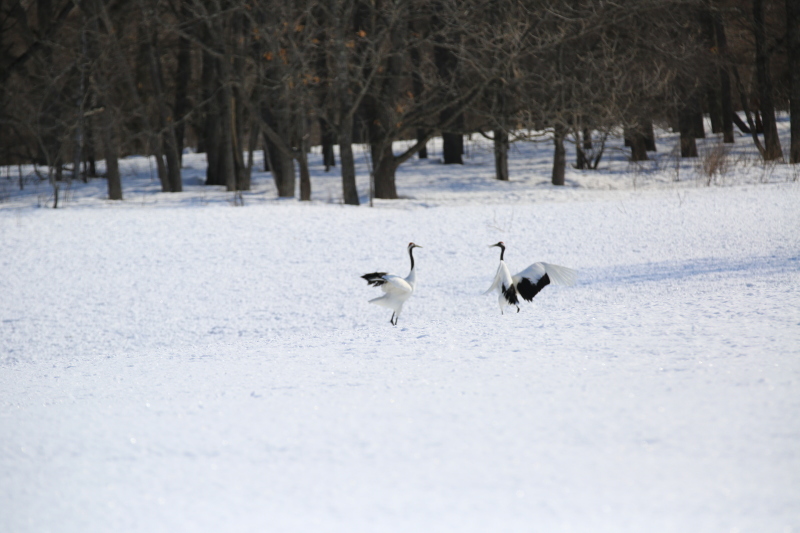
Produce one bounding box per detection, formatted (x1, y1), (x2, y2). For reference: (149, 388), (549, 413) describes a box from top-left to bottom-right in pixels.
(498, 244), (505, 261)
(408, 246), (416, 270)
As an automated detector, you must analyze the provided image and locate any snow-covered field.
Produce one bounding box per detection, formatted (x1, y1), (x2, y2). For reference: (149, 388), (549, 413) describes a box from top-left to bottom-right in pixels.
(1, 120), (799, 532)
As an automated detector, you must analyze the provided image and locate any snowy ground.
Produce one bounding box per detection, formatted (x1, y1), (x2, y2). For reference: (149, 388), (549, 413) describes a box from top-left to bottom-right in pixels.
(1, 119), (799, 532)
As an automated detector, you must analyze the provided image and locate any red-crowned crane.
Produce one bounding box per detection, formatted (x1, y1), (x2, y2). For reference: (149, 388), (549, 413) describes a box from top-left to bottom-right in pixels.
(484, 241), (576, 314)
(362, 243), (422, 326)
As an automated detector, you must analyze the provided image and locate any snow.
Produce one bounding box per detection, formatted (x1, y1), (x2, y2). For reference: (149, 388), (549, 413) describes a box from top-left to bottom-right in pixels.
(1, 119), (799, 532)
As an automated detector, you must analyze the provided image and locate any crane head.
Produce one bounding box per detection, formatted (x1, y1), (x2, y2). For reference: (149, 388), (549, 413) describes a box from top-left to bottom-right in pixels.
(408, 242), (422, 249)
(489, 241), (506, 260)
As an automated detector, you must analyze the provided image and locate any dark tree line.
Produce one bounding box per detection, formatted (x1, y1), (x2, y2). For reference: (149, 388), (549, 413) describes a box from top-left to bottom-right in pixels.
(1, 0), (798, 206)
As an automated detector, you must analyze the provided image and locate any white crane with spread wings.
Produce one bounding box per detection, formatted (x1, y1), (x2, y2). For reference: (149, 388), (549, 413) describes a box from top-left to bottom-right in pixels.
(485, 241), (576, 314)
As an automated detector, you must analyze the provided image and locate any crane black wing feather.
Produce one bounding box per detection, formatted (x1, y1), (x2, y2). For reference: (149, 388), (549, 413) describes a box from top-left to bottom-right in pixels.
(517, 273), (550, 301)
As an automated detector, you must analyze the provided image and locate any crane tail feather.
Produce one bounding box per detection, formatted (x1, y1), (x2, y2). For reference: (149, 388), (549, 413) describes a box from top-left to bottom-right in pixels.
(362, 272), (388, 286)
(502, 283), (519, 306)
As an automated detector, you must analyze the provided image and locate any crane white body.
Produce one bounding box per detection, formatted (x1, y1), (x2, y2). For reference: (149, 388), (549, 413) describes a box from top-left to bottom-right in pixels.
(362, 243), (421, 325)
(484, 242), (576, 313)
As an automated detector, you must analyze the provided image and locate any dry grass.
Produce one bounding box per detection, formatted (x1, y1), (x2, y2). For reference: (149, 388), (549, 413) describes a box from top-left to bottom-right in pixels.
(698, 141), (731, 185)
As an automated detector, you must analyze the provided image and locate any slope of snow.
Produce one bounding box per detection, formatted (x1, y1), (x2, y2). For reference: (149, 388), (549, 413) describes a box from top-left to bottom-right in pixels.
(1, 122), (799, 532)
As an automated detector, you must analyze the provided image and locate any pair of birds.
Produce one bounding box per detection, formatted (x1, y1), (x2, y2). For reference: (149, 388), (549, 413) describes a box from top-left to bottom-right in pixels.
(362, 242), (577, 325)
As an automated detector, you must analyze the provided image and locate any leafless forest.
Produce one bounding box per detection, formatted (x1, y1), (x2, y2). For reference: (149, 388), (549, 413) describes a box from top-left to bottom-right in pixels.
(2, 0), (799, 205)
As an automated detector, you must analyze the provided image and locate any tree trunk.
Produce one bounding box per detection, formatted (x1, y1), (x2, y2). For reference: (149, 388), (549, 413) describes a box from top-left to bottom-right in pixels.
(232, 96), (250, 192)
(144, 17), (181, 192)
(103, 117), (122, 200)
(260, 103), (296, 197)
(732, 113), (751, 134)
(51, 165), (60, 209)
(265, 135), (295, 197)
(72, 19), (87, 183)
(202, 48), (223, 186)
(298, 118), (311, 201)
(692, 109), (705, 139)
(372, 141), (398, 199)
(707, 88), (722, 134)
(417, 129), (428, 159)
(163, 135), (182, 192)
(719, 76), (735, 143)
(91, 47), (122, 199)
(410, 44), (427, 159)
(494, 129), (509, 181)
(321, 119), (336, 170)
(576, 137), (587, 170)
(732, 66), (767, 157)
(230, 102), (246, 193)
(754, 107), (764, 134)
(333, 2), (359, 205)
(552, 124), (566, 186)
(93, 61), (122, 199)
(85, 120), (97, 178)
(754, 0), (783, 160)
(83, 4), (99, 180)
(262, 135), (271, 172)
(700, 8), (722, 135)
(679, 107), (698, 157)
(630, 128), (649, 161)
(231, 12), (249, 191)
(276, 151), (296, 197)
(713, 12), (735, 144)
(298, 151), (311, 201)
(154, 146), (169, 191)
(246, 123), (258, 177)
(173, 0), (191, 166)
(788, 0), (800, 163)
(434, 16), (462, 165)
(583, 128), (592, 150)
(218, 68), (236, 192)
(644, 120), (656, 151)
(442, 122), (464, 165)
(339, 120), (359, 205)
(38, 30), (61, 187)
(629, 118), (653, 160)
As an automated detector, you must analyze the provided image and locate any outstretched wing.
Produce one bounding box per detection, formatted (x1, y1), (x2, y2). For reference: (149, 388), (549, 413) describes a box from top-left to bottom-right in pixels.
(513, 262), (576, 302)
(515, 262), (576, 286)
(540, 262), (577, 286)
(363, 272), (412, 295)
(515, 273), (549, 301)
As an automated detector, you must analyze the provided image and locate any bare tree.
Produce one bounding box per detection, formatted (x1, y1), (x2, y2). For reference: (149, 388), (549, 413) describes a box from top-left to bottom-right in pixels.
(3, 0), (792, 202)
(711, 7), (735, 144)
(789, 0), (800, 163)
(752, 0), (783, 160)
